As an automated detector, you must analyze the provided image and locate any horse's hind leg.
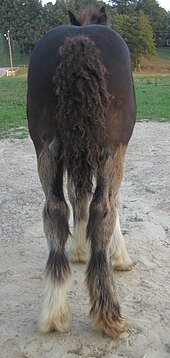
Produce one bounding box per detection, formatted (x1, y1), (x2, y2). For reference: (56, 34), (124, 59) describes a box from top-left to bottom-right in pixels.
(67, 178), (90, 263)
(86, 145), (128, 338)
(38, 140), (71, 333)
(110, 192), (133, 271)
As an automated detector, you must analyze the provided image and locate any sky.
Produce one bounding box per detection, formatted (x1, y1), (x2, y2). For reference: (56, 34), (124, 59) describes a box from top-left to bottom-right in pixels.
(41, 0), (170, 11)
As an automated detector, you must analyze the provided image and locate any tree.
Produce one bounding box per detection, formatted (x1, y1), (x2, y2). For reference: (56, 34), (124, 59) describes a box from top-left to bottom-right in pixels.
(0, 0), (156, 60)
(42, 2), (60, 32)
(134, 10), (155, 67)
(0, 0), (18, 35)
(0, 0), (43, 53)
(110, 10), (154, 68)
(136, 0), (167, 44)
(110, 0), (137, 15)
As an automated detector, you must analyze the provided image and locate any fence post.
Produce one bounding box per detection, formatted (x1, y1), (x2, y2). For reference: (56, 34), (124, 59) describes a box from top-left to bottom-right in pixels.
(7, 30), (13, 72)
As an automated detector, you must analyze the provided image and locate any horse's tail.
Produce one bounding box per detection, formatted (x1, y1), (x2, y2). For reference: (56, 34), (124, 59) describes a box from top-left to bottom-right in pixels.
(53, 35), (109, 197)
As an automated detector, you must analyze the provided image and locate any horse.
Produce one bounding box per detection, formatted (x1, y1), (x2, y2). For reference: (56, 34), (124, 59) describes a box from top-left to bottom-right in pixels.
(27, 6), (136, 339)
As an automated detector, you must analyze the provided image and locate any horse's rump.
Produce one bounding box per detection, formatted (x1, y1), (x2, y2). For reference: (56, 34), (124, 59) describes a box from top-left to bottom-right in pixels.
(52, 35), (110, 198)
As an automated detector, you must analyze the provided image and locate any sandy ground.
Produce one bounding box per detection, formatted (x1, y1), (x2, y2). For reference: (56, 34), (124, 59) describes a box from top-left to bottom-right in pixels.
(0, 122), (170, 358)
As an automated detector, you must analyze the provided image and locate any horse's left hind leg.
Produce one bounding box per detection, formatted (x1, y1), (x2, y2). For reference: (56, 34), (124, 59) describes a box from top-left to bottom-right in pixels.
(37, 141), (71, 333)
(67, 178), (90, 263)
(110, 193), (133, 271)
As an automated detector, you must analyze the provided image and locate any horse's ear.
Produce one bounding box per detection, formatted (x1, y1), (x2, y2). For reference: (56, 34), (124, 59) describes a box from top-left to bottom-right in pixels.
(98, 7), (108, 25)
(68, 10), (81, 26)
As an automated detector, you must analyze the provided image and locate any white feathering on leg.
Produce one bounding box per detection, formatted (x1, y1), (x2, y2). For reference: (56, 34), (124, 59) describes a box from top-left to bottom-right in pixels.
(39, 276), (71, 333)
(68, 219), (90, 263)
(110, 213), (133, 271)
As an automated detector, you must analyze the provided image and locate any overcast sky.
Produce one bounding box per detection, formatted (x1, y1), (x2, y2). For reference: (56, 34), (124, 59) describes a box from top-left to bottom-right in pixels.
(41, 0), (170, 12)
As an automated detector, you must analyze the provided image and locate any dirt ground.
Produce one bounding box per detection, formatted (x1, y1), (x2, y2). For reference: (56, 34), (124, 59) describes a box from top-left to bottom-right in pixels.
(0, 122), (170, 358)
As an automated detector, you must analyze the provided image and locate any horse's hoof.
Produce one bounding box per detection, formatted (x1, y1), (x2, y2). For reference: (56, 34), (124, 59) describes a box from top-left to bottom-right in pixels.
(113, 262), (133, 271)
(94, 314), (128, 339)
(111, 257), (133, 271)
(104, 317), (128, 339)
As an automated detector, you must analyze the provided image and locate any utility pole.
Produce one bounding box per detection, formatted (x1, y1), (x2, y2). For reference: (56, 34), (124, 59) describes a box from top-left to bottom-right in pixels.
(7, 30), (13, 72)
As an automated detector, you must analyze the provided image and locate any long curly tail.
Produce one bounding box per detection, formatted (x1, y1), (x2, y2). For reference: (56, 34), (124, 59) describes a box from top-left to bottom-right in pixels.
(53, 35), (109, 197)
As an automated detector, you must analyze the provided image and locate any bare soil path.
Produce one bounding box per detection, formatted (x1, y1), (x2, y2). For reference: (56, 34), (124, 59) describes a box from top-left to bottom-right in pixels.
(0, 122), (170, 358)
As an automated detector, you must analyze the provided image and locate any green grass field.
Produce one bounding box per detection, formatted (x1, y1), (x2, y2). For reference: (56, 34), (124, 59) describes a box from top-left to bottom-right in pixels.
(0, 76), (28, 138)
(134, 73), (170, 121)
(0, 73), (169, 138)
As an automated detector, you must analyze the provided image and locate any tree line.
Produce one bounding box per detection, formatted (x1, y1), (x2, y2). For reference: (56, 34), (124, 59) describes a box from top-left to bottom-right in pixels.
(0, 0), (169, 67)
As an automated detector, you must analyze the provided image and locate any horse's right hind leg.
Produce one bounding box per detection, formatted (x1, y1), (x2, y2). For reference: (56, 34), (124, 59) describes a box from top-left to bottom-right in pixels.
(67, 178), (90, 263)
(86, 145), (128, 338)
(37, 140), (71, 333)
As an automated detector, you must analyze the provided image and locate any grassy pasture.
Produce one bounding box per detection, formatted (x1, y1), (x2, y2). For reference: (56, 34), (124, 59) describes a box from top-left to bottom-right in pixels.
(0, 76), (27, 138)
(0, 73), (169, 138)
(134, 73), (170, 121)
